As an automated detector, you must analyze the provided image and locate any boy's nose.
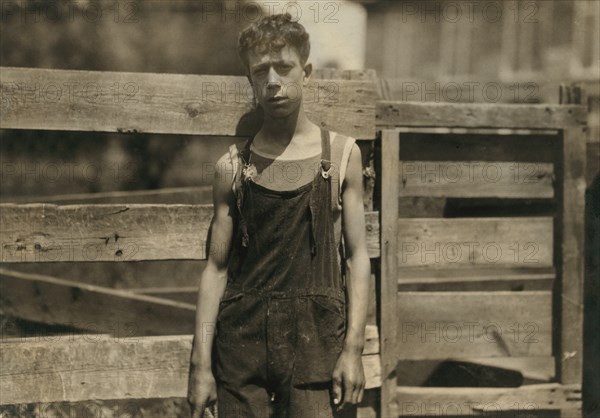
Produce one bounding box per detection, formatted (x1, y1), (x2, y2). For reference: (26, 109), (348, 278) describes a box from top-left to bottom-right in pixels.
(266, 69), (282, 91)
(266, 80), (282, 92)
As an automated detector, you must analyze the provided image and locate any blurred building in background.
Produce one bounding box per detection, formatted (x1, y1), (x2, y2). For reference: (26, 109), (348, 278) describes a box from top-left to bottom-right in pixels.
(360, 0), (599, 102)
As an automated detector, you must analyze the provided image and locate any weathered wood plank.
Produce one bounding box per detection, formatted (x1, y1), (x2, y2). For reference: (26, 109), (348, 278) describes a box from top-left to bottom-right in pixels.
(559, 127), (587, 385)
(0, 268), (196, 336)
(0, 335), (192, 405)
(399, 161), (554, 198)
(0, 260), (207, 289)
(396, 267), (555, 291)
(0, 205), (381, 262)
(0, 205), (550, 265)
(1, 395), (378, 418)
(396, 384), (582, 416)
(0, 267), (380, 354)
(0, 67), (376, 139)
(376, 101), (587, 129)
(397, 217), (553, 268)
(379, 129), (400, 418)
(0, 186), (214, 205)
(397, 291), (552, 359)
(0, 204), (214, 262)
(364, 212), (379, 258)
(399, 131), (559, 164)
(0, 334), (380, 404)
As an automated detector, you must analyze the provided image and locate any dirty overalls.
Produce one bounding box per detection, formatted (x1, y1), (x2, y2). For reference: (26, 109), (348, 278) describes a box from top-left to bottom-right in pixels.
(214, 130), (354, 418)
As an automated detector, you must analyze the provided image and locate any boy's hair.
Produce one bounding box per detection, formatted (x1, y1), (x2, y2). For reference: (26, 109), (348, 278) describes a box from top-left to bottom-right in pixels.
(238, 13), (310, 70)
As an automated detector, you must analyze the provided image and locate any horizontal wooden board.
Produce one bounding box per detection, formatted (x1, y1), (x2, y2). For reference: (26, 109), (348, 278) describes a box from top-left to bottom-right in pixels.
(0, 268), (196, 336)
(0, 267), (380, 353)
(0, 204), (214, 262)
(396, 267), (555, 291)
(1, 206), (551, 266)
(399, 132), (559, 164)
(397, 356), (555, 386)
(0, 334), (380, 404)
(0, 186), (214, 205)
(399, 161), (554, 198)
(0, 260), (207, 289)
(0, 335), (192, 404)
(376, 101), (587, 129)
(1, 207), (551, 265)
(396, 384), (581, 415)
(396, 291), (552, 359)
(0, 205), (380, 262)
(397, 217), (553, 268)
(0, 67), (376, 139)
(1, 393), (379, 418)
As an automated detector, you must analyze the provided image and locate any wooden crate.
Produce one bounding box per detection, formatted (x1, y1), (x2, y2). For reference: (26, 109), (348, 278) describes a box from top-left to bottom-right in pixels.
(377, 102), (586, 417)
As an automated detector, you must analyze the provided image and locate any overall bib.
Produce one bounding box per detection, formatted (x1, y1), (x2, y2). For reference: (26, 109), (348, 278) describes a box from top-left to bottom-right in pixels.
(214, 129), (353, 418)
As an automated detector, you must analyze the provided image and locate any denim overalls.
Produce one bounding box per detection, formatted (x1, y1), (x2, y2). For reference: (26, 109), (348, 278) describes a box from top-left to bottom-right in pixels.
(214, 129), (350, 417)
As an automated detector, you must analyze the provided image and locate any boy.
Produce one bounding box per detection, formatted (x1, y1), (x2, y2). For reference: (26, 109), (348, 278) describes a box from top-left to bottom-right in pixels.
(188, 13), (371, 418)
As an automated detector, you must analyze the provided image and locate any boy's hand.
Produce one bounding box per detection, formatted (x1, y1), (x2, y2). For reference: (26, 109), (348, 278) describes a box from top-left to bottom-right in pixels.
(331, 349), (365, 409)
(187, 364), (217, 418)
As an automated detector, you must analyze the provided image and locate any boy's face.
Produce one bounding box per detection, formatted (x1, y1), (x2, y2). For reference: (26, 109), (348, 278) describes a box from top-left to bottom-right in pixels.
(247, 44), (310, 118)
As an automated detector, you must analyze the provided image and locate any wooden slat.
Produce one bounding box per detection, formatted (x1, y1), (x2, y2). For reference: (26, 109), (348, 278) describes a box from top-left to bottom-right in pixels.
(0, 260), (207, 289)
(396, 384), (582, 416)
(398, 131), (559, 164)
(0, 334), (380, 404)
(399, 161), (554, 198)
(0, 268), (196, 336)
(0, 205), (380, 262)
(397, 291), (552, 359)
(364, 212), (379, 258)
(0, 267), (380, 355)
(0, 334), (192, 404)
(397, 356), (555, 386)
(397, 217), (553, 268)
(376, 101), (587, 129)
(4, 395), (378, 418)
(379, 129), (400, 418)
(0, 204), (213, 262)
(0, 186), (213, 205)
(0, 67), (376, 139)
(559, 127), (587, 385)
(396, 267), (555, 291)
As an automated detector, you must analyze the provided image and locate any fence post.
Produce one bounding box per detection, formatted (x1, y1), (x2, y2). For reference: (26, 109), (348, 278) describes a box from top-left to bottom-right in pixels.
(379, 129), (400, 418)
(558, 126), (586, 404)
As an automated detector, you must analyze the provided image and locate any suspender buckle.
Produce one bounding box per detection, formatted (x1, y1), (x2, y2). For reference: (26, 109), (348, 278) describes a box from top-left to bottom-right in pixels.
(320, 159), (333, 179)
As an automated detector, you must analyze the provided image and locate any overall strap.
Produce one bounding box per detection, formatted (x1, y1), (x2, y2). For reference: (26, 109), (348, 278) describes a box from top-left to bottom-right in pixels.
(308, 129), (333, 256)
(320, 128), (332, 175)
(229, 139), (253, 247)
(228, 144), (241, 195)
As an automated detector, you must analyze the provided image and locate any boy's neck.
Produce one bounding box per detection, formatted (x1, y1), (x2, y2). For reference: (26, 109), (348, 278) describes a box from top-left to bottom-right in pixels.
(257, 103), (317, 149)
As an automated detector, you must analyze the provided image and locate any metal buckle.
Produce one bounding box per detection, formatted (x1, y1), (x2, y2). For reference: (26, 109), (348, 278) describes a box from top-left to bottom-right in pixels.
(320, 161), (333, 179)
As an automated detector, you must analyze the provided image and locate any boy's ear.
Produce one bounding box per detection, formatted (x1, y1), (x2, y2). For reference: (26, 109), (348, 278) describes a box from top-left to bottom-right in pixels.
(303, 63), (313, 85)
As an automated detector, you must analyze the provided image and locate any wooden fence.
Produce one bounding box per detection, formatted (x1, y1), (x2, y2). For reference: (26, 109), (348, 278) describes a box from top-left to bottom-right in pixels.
(0, 66), (587, 417)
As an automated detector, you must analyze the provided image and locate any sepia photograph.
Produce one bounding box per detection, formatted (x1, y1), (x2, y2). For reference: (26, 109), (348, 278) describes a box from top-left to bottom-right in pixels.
(0, 1), (598, 417)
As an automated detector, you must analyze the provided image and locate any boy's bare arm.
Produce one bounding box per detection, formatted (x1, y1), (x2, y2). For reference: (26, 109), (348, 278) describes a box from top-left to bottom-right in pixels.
(190, 152), (235, 369)
(332, 143), (371, 407)
(341, 143), (370, 353)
